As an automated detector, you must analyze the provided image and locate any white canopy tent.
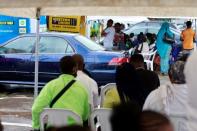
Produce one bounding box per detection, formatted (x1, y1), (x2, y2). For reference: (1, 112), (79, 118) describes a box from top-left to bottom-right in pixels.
(1, 0), (197, 18)
(0, 0), (197, 98)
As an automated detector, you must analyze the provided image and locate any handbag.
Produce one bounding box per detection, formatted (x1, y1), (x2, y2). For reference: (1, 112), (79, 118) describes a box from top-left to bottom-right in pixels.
(163, 32), (175, 44)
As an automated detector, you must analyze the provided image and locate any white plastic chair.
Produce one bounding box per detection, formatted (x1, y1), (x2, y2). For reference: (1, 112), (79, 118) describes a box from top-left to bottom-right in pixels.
(39, 108), (82, 131)
(90, 108), (112, 131)
(100, 83), (117, 107)
(129, 46), (137, 55)
(140, 50), (157, 71)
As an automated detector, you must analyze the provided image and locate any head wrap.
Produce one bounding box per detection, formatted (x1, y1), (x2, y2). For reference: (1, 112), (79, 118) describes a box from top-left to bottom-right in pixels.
(169, 61), (185, 84)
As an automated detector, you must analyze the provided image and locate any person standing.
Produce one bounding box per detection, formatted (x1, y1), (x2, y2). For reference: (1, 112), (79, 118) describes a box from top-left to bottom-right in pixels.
(181, 21), (195, 56)
(32, 56), (90, 130)
(101, 19), (115, 50)
(114, 23), (126, 50)
(156, 22), (174, 75)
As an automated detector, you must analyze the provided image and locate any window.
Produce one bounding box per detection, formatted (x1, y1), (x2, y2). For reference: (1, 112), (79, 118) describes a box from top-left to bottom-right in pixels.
(39, 36), (74, 53)
(132, 28), (146, 35)
(124, 23), (147, 34)
(0, 36), (35, 54)
(148, 22), (161, 28)
(134, 22), (147, 27)
(147, 28), (160, 34)
(75, 35), (105, 51)
(66, 44), (74, 53)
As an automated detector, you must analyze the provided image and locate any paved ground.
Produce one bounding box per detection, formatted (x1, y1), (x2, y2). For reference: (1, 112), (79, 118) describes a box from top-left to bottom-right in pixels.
(0, 75), (170, 131)
(0, 89), (33, 131)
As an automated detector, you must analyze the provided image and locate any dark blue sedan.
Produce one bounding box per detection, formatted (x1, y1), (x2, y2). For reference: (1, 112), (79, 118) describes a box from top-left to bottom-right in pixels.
(0, 32), (127, 87)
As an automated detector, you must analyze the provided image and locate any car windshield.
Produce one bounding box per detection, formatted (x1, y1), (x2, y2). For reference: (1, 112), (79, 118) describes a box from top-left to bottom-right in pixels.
(75, 35), (105, 51)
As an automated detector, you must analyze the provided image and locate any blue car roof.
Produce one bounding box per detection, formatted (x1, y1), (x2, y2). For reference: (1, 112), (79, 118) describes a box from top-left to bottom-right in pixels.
(20, 32), (79, 38)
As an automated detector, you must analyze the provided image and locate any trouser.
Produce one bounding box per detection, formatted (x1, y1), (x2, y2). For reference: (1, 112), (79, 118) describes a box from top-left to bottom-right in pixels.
(160, 46), (172, 74)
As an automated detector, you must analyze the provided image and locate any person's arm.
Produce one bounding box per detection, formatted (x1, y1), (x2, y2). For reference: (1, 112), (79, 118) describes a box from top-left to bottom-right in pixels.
(101, 30), (107, 36)
(193, 32), (196, 42)
(101, 27), (109, 37)
(91, 81), (99, 108)
(32, 84), (53, 130)
(180, 31), (184, 41)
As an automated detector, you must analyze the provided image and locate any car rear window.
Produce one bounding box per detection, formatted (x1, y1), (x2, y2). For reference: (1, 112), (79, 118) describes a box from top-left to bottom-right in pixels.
(75, 35), (105, 51)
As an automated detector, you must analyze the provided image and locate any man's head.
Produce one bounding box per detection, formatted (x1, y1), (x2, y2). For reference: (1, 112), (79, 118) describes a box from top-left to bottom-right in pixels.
(110, 102), (141, 131)
(169, 61), (185, 84)
(107, 19), (113, 27)
(72, 54), (84, 71)
(120, 23), (125, 30)
(129, 54), (145, 69)
(46, 125), (90, 131)
(139, 111), (173, 131)
(130, 33), (134, 38)
(186, 21), (192, 28)
(114, 22), (121, 33)
(60, 56), (77, 77)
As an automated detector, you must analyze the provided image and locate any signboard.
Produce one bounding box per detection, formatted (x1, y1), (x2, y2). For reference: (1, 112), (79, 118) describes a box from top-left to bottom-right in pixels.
(0, 15), (30, 44)
(48, 16), (81, 33)
(19, 19), (27, 27)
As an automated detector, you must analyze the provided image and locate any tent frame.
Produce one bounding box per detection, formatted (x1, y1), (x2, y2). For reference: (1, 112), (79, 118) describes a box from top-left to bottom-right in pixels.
(34, 8), (41, 98)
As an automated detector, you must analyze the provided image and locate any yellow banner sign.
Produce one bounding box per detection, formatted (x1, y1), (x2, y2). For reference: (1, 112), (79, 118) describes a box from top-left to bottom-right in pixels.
(48, 16), (81, 33)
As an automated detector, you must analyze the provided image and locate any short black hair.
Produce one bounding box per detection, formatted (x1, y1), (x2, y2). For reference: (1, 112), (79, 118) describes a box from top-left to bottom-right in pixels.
(139, 110), (172, 131)
(130, 33), (134, 37)
(108, 19), (113, 24)
(46, 125), (90, 131)
(169, 61), (186, 84)
(186, 21), (192, 28)
(114, 22), (121, 26)
(130, 54), (144, 68)
(60, 56), (77, 74)
(72, 54), (84, 70)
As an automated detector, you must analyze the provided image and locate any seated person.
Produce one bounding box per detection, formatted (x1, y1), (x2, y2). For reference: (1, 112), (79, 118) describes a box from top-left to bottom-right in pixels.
(136, 38), (149, 53)
(143, 61), (187, 131)
(130, 54), (160, 99)
(110, 102), (141, 131)
(110, 102), (173, 131)
(73, 54), (98, 110)
(32, 56), (90, 130)
(103, 63), (146, 108)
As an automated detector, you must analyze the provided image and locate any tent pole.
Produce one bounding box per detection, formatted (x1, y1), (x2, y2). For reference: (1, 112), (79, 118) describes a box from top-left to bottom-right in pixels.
(195, 19), (197, 51)
(34, 8), (41, 99)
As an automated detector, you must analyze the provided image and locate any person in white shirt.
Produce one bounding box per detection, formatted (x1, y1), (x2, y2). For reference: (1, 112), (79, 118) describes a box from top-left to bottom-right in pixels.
(72, 54), (98, 110)
(101, 19), (115, 50)
(143, 61), (188, 131)
(184, 51), (197, 131)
